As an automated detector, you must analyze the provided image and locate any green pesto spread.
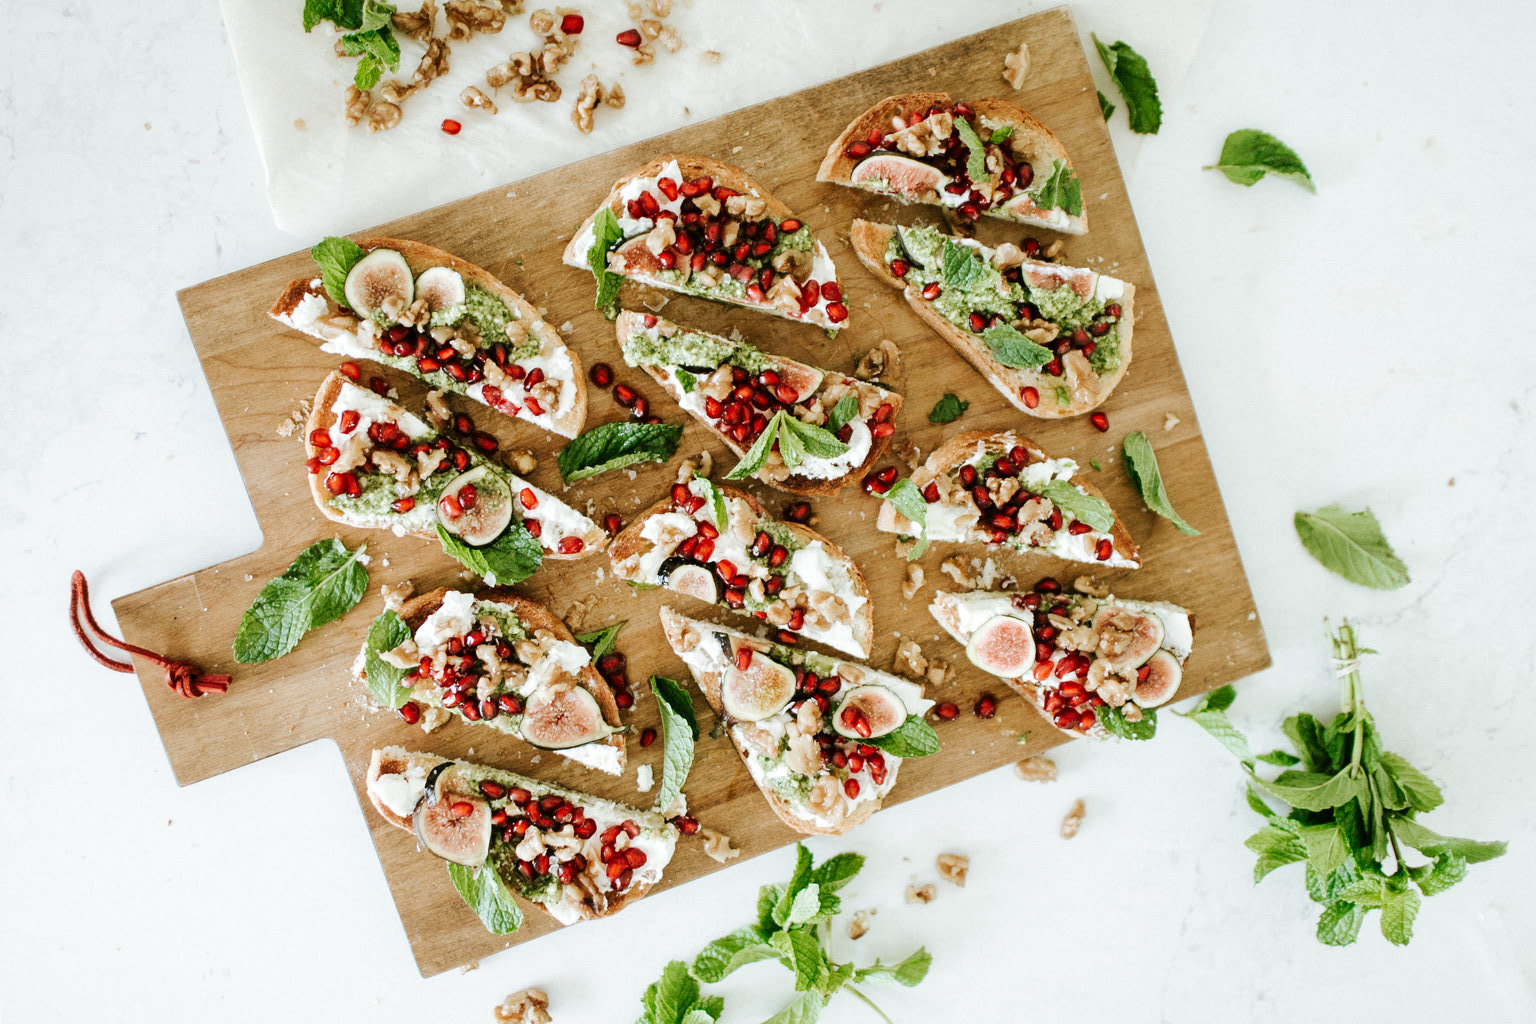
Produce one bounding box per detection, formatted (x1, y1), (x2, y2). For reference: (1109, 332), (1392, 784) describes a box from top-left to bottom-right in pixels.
(622, 329), (770, 373)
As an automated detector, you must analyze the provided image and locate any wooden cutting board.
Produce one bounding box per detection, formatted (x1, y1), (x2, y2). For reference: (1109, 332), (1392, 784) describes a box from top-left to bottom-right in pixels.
(117, 6), (1268, 975)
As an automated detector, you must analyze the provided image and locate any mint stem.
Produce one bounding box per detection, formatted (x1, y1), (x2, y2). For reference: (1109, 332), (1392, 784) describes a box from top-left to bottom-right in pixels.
(846, 985), (894, 1024)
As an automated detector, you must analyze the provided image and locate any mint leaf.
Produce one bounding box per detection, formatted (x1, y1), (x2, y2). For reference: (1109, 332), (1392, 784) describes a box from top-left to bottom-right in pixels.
(780, 416), (850, 461)
(1098, 89), (1115, 121)
(939, 240), (986, 292)
(355, 0), (395, 32)
(1177, 700), (1254, 766)
(1093, 34), (1162, 134)
(1257, 749), (1301, 766)
(809, 852), (864, 893)
(558, 421), (683, 482)
(1293, 506), (1408, 590)
(1097, 703), (1157, 740)
(1256, 767), (1367, 812)
(692, 473), (729, 529)
(1122, 431), (1199, 535)
(1416, 854), (1468, 896)
(1246, 824), (1308, 882)
(989, 126), (1013, 145)
(762, 992), (824, 1024)
(769, 928), (825, 989)
(1206, 129), (1315, 192)
(302, 0), (342, 31)
(575, 620), (626, 661)
(725, 411), (787, 480)
(362, 609), (413, 709)
(640, 960), (702, 1024)
(927, 393), (969, 423)
(826, 394), (860, 434)
(310, 236), (366, 307)
(692, 926), (768, 983)
(777, 417), (806, 469)
(1316, 901), (1365, 946)
(436, 521), (542, 586)
(1038, 480), (1114, 533)
(954, 116), (988, 184)
(864, 715), (940, 758)
(879, 477), (929, 560)
(675, 367), (698, 393)
(446, 860), (523, 935)
(782, 884), (822, 927)
(233, 539), (368, 663)
(1388, 817), (1507, 864)
(854, 948), (931, 987)
(339, 27), (400, 90)
(1380, 884), (1420, 946)
(1298, 824), (1350, 879)
(650, 675), (698, 813)
(981, 323), (1053, 369)
(1029, 160), (1083, 217)
(1378, 752), (1443, 813)
(589, 207), (626, 316)
(1199, 685), (1237, 713)
(774, 845), (814, 925)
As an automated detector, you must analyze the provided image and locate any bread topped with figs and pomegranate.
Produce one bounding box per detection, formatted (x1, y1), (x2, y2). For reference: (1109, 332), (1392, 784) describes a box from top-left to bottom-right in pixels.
(818, 92), (1087, 235)
(366, 746), (677, 929)
(563, 154), (851, 329)
(659, 607), (937, 836)
(271, 236), (587, 438)
(849, 221), (1134, 418)
(353, 587), (626, 773)
(930, 582), (1193, 741)
(613, 309), (902, 496)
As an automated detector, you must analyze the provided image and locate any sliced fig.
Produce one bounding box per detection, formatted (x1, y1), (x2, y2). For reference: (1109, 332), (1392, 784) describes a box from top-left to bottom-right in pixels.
(659, 557), (721, 603)
(436, 466), (513, 547)
(965, 614), (1036, 678)
(611, 236), (665, 277)
(1091, 607), (1166, 670)
(412, 764), (491, 865)
(721, 651), (796, 722)
(772, 361), (825, 403)
(415, 265), (466, 312)
(521, 685), (618, 749)
(1132, 650), (1182, 708)
(851, 153), (947, 199)
(344, 247), (414, 315)
(832, 684), (907, 740)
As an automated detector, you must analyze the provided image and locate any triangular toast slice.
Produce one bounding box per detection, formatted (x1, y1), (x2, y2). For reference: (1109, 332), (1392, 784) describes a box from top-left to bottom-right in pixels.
(613, 310), (902, 495)
(849, 220), (1134, 418)
(659, 607), (936, 835)
(929, 583), (1193, 741)
(819, 93), (1088, 235)
(271, 236), (587, 438)
(563, 155), (850, 330)
(353, 587), (626, 773)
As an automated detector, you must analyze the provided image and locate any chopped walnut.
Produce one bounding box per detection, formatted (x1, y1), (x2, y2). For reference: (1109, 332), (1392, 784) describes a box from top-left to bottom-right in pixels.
(699, 828), (739, 863)
(413, 36), (451, 88)
(1015, 755), (1058, 782)
(504, 448), (538, 475)
(924, 661), (950, 687)
(725, 194), (767, 219)
(572, 74), (616, 133)
(656, 25), (682, 53)
(445, 0), (505, 40)
(367, 101), (402, 132)
(528, 6), (555, 32)
(676, 450), (712, 483)
(1073, 575), (1110, 598)
(494, 51), (561, 102)
(493, 988), (551, 1024)
(885, 111), (953, 160)
(461, 85), (498, 113)
(639, 18), (662, 40)
(770, 245), (813, 282)
(645, 0), (670, 14)
(419, 705), (451, 731)
(847, 909), (872, 940)
(1123, 704), (1144, 722)
(805, 776), (848, 827)
(631, 42), (655, 65)
(344, 86), (371, 126)
(560, 595), (594, 633)
(1042, 239), (1064, 261)
(905, 883), (936, 905)
(1002, 42), (1030, 90)
(701, 49), (722, 64)
(1164, 411), (1181, 432)
(902, 564), (925, 600)
(940, 556), (971, 588)
(392, 1), (438, 40)
(892, 638), (927, 680)
(854, 340), (901, 382)
(424, 390), (452, 430)
(936, 853), (969, 887)
(1060, 799), (1085, 839)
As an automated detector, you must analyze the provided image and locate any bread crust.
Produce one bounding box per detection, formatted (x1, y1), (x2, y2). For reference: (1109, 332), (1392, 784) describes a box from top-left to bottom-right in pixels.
(612, 310), (901, 496)
(875, 429), (1139, 567)
(561, 155), (841, 328)
(356, 586), (625, 768)
(612, 485), (874, 656)
(303, 371), (605, 557)
(818, 93), (1087, 235)
(271, 236), (586, 438)
(848, 220), (1134, 418)
(657, 607), (887, 835)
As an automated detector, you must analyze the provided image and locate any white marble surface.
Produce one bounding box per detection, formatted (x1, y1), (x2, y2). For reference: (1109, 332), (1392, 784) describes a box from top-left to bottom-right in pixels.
(3, 1), (1535, 1021)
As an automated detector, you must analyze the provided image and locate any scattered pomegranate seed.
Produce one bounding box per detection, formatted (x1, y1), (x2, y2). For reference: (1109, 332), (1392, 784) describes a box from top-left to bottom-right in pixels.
(560, 12), (583, 33)
(1090, 411), (1109, 432)
(339, 361), (361, 381)
(589, 362), (614, 387)
(640, 728), (657, 748)
(784, 501), (811, 523)
(613, 383), (637, 407)
(671, 814), (700, 835)
(398, 702), (421, 724)
(369, 376), (389, 396)
(934, 702), (959, 720)
(616, 27), (641, 47)
(558, 536), (584, 554)
(441, 119), (462, 135)
(974, 695), (998, 719)
(825, 302), (848, 323)
(1021, 386), (1040, 409)
(604, 513), (623, 536)
(1095, 538), (1114, 561)
(843, 778), (861, 798)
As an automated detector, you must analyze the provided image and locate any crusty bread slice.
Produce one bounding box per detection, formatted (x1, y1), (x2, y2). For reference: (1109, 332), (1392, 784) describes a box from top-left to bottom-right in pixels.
(365, 746), (673, 923)
(658, 607), (928, 835)
(849, 220), (1134, 418)
(876, 430), (1139, 568)
(304, 370), (606, 557)
(611, 484), (874, 657)
(562, 154), (847, 330)
(612, 310), (901, 496)
(271, 237), (586, 439)
(818, 93), (1088, 235)
(354, 586), (625, 772)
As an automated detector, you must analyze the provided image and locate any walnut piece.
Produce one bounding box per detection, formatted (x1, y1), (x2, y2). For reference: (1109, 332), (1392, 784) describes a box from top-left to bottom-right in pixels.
(892, 638), (927, 680)
(1073, 575), (1110, 598)
(645, 0), (670, 14)
(461, 85), (498, 113)
(905, 883), (936, 905)
(631, 42), (655, 65)
(1060, 798), (1086, 839)
(367, 101), (402, 132)
(445, 0), (505, 40)
(504, 448), (538, 475)
(424, 390), (452, 430)
(936, 853), (969, 887)
(494, 51), (561, 102)
(847, 909), (872, 940)
(1015, 755), (1058, 782)
(657, 25), (682, 53)
(854, 340), (901, 383)
(528, 7), (555, 33)
(1002, 42), (1030, 89)
(571, 74), (619, 134)
(940, 556), (971, 588)
(902, 564), (925, 601)
(700, 828), (740, 863)
(676, 450), (713, 483)
(343, 86), (371, 126)
(701, 49), (722, 64)
(923, 660), (949, 687)
(493, 988), (551, 1024)
(392, 1), (438, 40)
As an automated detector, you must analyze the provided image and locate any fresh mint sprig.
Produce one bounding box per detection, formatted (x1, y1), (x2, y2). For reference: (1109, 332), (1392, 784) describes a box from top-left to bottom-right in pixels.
(233, 538), (369, 663)
(574, 620), (627, 661)
(1093, 33), (1162, 134)
(878, 477), (929, 560)
(649, 675), (699, 814)
(1206, 130), (1316, 193)
(1294, 506), (1408, 590)
(558, 421), (684, 483)
(588, 207), (626, 318)
(303, 0), (400, 90)
(724, 412), (849, 481)
(362, 609), (413, 708)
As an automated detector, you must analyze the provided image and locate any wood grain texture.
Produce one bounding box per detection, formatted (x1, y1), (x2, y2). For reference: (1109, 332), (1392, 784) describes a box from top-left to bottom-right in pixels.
(114, 7), (1268, 976)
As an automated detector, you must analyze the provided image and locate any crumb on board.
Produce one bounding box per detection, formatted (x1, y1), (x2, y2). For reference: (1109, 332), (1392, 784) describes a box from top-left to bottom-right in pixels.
(905, 883), (936, 905)
(1060, 799), (1086, 839)
(1015, 756), (1058, 782)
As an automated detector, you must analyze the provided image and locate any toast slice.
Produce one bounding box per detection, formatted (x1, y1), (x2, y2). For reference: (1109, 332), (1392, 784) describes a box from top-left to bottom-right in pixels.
(930, 584), (1193, 740)
(354, 587), (626, 773)
(271, 237), (587, 438)
(366, 746), (676, 927)
(304, 372), (606, 569)
(819, 93), (1088, 235)
(610, 479), (874, 658)
(658, 607), (936, 835)
(850, 221), (1133, 418)
(613, 310), (902, 495)
(876, 430), (1139, 568)
(562, 155), (850, 330)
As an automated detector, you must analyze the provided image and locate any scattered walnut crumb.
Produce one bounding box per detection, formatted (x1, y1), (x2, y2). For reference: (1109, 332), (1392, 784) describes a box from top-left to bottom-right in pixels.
(1060, 799), (1085, 839)
(1164, 412), (1181, 432)
(1042, 239), (1064, 261)
(344, 85), (371, 127)
(367, 101), (403, 132)
(905, 883), (936, 905)
(446, 0), (505, 39)
(656, 25), (682, 53)
(645, 0), (670, 14)
(561, 595), (596, 633)
(854, 340), (902, 383)
(701, 49), (722, 64)
(1002, 42), (1030, 89)
(892, 638), (927, 680)
(902, 564), (925, 601)
(677, 450), (713, 483)
(700, 827), (739, 863)
(893, 437), (921, 470)
(638, 18), (662, 40)
(381, 581), (416, 612)
(392, 0), (438, 41)
(624, 0), (644, 17)
(275, 419), (296, 438)
(462, 85), (498, 113)
(1072, 575), (1109, 598)
(503, 448), (538, 475)
(940, 556), (970, 588)
(936, 853), (969, 887)
(420, 705), (451, 732)
(1015, 755), (1058, 782)
(458, 960), (479, 974)
(293, 118), (307, 130)
(571, 74), (622, 133)
(493, 988), (551, 1024)
(630, 42), (655, 65)
(424, 390), (452, 430)
(924, 660), (950, 687)
(847, 909), (872, 940)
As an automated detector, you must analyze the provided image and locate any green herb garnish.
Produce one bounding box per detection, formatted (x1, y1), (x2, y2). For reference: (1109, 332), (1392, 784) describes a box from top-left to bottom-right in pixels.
(588, 207), (626, 318)
(233, 538), (368, 663)
(1038, 480), (1114, 533)
(1294, 506), (1408, 590)
(878, 477), (929, 560)
(1122, 431), (1199, 535)
(1029, 160), (1083, 217)
(636, 960), (724, 1024)
(826, 394), (860, 434)
(1098, 90), (1115, 121)
(446, 859), (524, 935)
(939, 240), (987, 291)
(362, 609), (413, 709)
(436, 522), (543, 586)
(1206, 129), (1316, 192)
(558, 421), (684, 482)
(724, 412), (849, 480)
(981, 323), (1053, 369)
(863, 716), (941, 758)
(1093, 33), (1162, 134)
(1097, 703), (1157, 741)
(309, 235), (366, 306)
(928, 392), (969, 423)
(303, 0), (399, 90)
(574, 621), (627, 661)
(649, 675), (699, 814)
(954, 116), (989, 184)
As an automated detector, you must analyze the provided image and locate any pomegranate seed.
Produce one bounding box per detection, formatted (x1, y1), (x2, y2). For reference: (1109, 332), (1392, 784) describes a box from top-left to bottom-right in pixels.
(525, 519), (542, 538)
(479, 780), (507, 800)
(825, 302), (848, 324)
(1096, 538), (1114, 561)
(370, 377), (389, 396)
(845, 140), (873, 159)
(390, 497), (416, 513)
(560, 12), (583, 33)
(934, 702), (959, 720)
(450, 801), (474, 818)
(519, 487), (538, 510)
(558, 536), (584, 554)
(309, 428), (332, 447)
(590, 362), (614, 387)
(339, 361), (361, 381)
(632, 396), (649, 419)
(801, 280), (820, 307)
(604, 513), (623, 536)
(441, 118), (462, 135)
(615, 691), (634, 709)
(921, 281), (942, 300)
(768, 545), (789, 568)
(1090, 412), (1109, 432)
(1021, 386), (1040, 409)
(638, 727), (657, 748)
(524, 396), (543, 415)
(975, 695), (998, 719)
(784, 502), (811, 523)
(671, 814), (700, 835)
(398, 701), (421, 724)
(1055, 709), (1081, 730)
(889, 258), (910, 278)
(458, 484), (478, 510)
(1106, 303), (1122, 319)
(624, 847), (648, 869)
(616, 27), (641, 46)
(614, 383), (637, 407)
